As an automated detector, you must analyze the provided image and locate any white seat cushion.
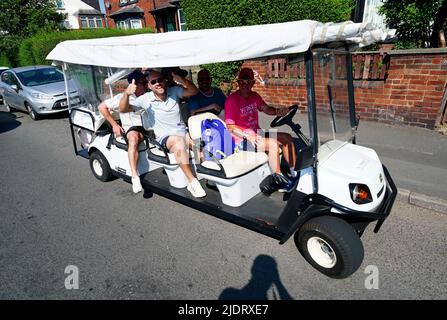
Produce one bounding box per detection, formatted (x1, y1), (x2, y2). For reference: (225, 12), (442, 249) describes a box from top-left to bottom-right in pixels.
(149, 146), (178, 164)
(148, 146), (195, 165)
(115, 136), (147, 152)
(188, 112), (223, 140)
(201, 151), (268, 178)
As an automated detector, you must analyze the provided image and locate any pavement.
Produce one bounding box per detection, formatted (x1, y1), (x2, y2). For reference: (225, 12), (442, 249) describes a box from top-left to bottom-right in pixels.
(258, 112), (447, 214)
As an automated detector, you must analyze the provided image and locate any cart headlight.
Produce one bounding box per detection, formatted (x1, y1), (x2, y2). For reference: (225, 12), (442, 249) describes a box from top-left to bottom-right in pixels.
(349, 184), (373, 204)
(31, 92), (53, 100)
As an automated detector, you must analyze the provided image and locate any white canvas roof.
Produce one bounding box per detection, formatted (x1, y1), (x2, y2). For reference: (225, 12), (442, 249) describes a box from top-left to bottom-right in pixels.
(47, 20), (394, 68)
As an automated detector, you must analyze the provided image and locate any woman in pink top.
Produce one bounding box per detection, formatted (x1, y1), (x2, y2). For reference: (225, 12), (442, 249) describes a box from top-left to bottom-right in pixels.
(224, 68), (297, 193)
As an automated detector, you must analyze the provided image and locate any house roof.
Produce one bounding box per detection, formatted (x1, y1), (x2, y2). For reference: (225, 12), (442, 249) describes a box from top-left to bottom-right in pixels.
(81, 0), (101, 12)
(109, 4), (144, 17)
(78, 9), (102, 15)
(150, 4), (177, 14)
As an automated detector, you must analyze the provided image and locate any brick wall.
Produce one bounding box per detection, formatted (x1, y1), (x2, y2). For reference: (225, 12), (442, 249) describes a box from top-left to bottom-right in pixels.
(239, 49), (447, 129)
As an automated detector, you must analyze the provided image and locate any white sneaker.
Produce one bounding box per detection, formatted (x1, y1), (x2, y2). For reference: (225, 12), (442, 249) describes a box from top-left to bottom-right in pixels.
(187, 178), (206, 198)
(131, 176), (143, 194)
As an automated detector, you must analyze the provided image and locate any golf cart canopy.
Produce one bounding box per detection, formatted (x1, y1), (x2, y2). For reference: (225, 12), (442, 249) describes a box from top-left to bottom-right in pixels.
(46, 20), (394, 68)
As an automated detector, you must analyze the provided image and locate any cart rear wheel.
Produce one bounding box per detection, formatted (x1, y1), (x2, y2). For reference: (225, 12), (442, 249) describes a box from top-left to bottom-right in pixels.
(89, 150), (113, 182)
(295, 216), (364, 279)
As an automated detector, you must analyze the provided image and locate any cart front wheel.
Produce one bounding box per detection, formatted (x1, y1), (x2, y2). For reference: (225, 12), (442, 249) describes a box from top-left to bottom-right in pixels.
(295, 216), (364, 279)
(89, 150), (113, 182)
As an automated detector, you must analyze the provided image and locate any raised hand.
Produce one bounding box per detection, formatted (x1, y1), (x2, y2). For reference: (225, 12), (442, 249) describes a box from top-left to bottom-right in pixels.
(126, 79), (137, 96)
(171, 72), (185, 86)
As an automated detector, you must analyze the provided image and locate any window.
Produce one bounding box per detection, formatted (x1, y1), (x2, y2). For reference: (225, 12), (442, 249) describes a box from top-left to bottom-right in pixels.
(56, 0), (65, 9)
(119, 0), (128, 5)
(130, 19), (142, 29)
(95, 17), (103, 28)
(80, 17), (88, 28)
(116, 20), (128, 29)
(117, 19), (142, 30)
(88, 17), (96, 28)
(1, 72), (11, 84)
(178, 8), (187, 31)
(80, 16), (103, 29)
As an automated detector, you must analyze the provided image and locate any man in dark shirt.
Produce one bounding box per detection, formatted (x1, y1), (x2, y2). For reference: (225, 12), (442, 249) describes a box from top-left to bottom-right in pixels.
(188, 69), (226, 117)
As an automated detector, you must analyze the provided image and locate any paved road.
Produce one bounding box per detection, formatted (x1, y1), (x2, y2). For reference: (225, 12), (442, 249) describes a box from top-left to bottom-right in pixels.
(0, 108), (446, 299)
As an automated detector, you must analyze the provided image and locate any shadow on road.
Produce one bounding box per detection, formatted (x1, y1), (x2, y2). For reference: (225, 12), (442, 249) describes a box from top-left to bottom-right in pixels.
(0, 111), (22, 134)
(218, 255), (293, 300)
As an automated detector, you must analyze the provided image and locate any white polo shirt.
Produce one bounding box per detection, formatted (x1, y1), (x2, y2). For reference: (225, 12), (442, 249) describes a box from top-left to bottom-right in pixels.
(132, 86), (185, 141)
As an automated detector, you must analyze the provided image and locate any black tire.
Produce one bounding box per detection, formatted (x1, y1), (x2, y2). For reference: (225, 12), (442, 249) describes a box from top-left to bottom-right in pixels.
(89, 150), (113, 182)
(295, 215), (364, 279)
(25, 102), (40, 121)
(2, 98), (14, 112)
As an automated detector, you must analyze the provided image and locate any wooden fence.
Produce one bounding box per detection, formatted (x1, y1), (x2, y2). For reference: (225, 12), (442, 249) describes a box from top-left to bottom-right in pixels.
(266, 53), (390, 80)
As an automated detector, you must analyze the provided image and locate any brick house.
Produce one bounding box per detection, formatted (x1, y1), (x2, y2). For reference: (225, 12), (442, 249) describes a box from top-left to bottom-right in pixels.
(103, 0), (186, 32)
(56, 0), (105, 30)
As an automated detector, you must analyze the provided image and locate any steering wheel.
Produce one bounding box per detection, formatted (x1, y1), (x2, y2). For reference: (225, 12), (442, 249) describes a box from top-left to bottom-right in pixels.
(270, 104), (298, 128)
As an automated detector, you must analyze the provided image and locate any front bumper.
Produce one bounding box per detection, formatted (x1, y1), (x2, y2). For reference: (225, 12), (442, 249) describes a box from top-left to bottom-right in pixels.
(33, 96), (80, 114)
(320, 165), (397, 233)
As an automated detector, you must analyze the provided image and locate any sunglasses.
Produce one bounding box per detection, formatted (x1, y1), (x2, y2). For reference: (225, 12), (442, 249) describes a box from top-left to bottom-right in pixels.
(237, 79), (254, 85)
(149, 77), (165, 85)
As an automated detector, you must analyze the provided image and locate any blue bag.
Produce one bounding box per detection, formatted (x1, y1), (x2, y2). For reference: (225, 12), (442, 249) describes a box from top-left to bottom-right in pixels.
(201, 119), (235, 160)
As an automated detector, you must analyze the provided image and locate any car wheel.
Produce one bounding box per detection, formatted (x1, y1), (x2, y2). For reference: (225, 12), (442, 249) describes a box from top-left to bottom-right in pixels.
(25, 102), (40, 121)
(89, 150), (113, 182)
(295, 215), (364, 279)
(2, 97), (14, 112)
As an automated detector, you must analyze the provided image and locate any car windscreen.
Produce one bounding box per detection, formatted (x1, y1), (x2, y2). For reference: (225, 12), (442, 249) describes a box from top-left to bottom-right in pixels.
(16, 68), (64, 87)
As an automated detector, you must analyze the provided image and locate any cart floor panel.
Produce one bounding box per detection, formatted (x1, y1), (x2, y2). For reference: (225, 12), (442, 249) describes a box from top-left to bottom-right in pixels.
(141, 168), (288, 227)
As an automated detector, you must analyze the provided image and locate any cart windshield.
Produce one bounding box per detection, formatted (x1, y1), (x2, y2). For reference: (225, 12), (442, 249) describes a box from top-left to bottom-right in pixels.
(63, 64), (130, 113)
(313, 49), (354, 145)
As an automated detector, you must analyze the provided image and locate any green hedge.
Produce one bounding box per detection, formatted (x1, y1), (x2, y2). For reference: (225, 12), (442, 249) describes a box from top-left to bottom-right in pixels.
(18, 28), (153, 67)
(180, 0), (355, 85)
(0, 53), (11, 67)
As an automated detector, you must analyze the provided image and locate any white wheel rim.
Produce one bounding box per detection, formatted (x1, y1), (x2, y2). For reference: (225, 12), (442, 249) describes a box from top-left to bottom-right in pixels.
(307, 236), (337, 269)
(92, 159), (103, 176)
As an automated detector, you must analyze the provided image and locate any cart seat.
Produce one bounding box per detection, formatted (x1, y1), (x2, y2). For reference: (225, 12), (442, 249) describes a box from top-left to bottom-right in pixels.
(200, 151), (268, 178)
(114, 135), (148, 152)
(188, 112), (269, 179)
(148, 145), (178, 164)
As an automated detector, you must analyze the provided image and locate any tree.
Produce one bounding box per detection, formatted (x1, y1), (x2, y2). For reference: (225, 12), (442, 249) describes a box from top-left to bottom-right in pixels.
(180, 0), (355, 85)
(0, 0), (65, 66)
(379, 0), (446, 48)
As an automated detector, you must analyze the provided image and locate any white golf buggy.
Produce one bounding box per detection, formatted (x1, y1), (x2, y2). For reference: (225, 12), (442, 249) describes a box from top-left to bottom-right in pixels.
(47, 20), (397, 279)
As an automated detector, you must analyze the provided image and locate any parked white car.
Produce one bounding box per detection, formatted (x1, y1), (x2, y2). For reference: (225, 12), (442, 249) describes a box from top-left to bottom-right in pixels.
(0, 65), (79, 120)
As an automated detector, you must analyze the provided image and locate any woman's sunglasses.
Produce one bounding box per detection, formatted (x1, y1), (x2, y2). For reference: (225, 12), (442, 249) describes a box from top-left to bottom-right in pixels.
(149, 77), (165, 85)
(237, 79), (254, 85)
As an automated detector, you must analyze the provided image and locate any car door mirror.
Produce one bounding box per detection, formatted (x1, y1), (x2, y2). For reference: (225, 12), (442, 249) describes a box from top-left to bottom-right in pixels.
(11, 84), (18, 92)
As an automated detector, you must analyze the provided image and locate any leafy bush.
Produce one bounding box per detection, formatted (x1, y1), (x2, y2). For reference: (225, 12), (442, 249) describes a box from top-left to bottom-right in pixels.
(18, 28), (153, 67)
(0, 53), (11, 67)
(379, 0), (446, 48)
(180, 0), (355, 85)
(0, 0), (65, 67)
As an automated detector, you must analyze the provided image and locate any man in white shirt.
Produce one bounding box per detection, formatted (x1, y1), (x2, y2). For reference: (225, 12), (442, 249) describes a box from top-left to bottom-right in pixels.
(120, 69), (207, 198)
(98, 70), (148, 193)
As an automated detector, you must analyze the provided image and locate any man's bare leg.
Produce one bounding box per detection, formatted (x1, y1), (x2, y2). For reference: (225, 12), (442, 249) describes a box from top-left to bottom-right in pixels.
(165, 135), (206, 198)
(127, 131), (143, 178)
